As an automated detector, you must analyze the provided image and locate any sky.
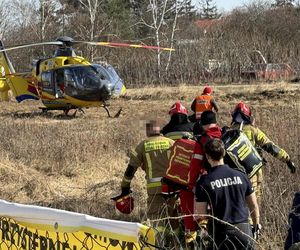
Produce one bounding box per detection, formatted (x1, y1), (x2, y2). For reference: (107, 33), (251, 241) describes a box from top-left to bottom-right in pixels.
(192, 0), (251, 12)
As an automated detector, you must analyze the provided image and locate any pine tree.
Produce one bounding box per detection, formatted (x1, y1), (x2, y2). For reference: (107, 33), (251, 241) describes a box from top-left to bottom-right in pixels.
(273, 0), (295, 7)
(102, 0), (133, 38)
(178, 0), (197, 18)
(199, 0), (219, 19)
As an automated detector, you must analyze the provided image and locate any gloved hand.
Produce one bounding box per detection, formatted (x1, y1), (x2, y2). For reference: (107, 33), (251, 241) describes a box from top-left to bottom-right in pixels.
(111, 188), (132, 201)
(287, 160), (296, 174)
(199, 219), (208, 231)
(199, 228), (209, 239)
(121, 187), (131, 196)
(252, 224), (262, 240)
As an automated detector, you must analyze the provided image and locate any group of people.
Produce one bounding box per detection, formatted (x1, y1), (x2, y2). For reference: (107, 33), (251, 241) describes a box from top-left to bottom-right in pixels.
(112, 86), (298, 250)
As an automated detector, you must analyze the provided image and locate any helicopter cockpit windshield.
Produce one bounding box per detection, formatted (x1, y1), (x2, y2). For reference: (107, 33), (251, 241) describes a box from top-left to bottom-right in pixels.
(92, 63), (124, 95)
(49, 65), (112, 101)
(63, 66), (107, 90)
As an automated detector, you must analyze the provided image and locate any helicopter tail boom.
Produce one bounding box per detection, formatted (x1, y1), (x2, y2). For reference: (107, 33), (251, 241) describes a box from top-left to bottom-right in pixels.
(0, 40), (15, 74)
(0, 40), (40, 102)
(0, 40), (15, 101)
(7, 73), (40, 102)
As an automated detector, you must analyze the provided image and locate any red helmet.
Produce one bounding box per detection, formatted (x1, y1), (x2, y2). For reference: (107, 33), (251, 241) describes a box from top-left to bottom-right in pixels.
(115, 195), (134, 214)
(234, 102), (252, 117)
(169, 102), (188, 116)
(203, 86), (213, 94)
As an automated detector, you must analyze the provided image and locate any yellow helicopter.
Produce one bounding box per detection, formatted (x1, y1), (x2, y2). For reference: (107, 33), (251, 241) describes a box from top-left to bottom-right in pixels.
(0, 36), (173, 116)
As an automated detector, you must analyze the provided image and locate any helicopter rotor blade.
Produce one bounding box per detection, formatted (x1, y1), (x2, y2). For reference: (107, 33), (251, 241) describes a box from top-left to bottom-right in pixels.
(74, 41), (175, 51)
(0, 41), (64, 52)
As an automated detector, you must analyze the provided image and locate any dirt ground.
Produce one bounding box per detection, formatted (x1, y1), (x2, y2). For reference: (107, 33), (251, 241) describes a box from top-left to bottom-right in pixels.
(0, 82), (299, 249)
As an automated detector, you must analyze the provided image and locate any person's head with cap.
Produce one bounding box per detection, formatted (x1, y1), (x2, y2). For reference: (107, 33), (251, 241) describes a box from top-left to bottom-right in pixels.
(146, 120), (161, 137)
(231, 101), (254, 125)
(169, 102), (188, 117)
(202, 86), (213, 95)
(201, 110), (217, 126)
(193, 111), (217, 136)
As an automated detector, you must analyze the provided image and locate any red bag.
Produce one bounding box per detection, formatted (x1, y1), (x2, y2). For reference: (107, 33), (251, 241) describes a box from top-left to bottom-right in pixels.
(165, 138), (196, 186)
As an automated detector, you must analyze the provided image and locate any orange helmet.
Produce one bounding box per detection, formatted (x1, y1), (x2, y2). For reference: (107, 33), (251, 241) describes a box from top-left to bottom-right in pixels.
(115, 195), (134, 214)
(234, 102), (252, 117)
(169, 102), (188, 116)
(203, 86), (212, 94)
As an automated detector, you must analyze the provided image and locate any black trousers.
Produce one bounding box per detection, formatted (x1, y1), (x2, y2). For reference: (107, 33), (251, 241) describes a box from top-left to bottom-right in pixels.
(208, 222), (255, 250)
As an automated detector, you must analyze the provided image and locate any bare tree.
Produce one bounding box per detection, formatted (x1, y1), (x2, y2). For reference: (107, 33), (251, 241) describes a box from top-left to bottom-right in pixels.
(140, 0), (179, 80)
(40, 0), (59, 55)
(0, 0), (10, 39)
(74, 0), (107, 61)
(9, 0), (39, 35)
(77, 0), (101, 42)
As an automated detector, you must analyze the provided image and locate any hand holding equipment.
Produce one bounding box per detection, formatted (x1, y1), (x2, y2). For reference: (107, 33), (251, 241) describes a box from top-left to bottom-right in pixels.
(252, 224), (262, 240)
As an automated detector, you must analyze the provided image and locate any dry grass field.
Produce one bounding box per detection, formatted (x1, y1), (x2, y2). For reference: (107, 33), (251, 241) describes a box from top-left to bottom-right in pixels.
(0, 82), (299, 249)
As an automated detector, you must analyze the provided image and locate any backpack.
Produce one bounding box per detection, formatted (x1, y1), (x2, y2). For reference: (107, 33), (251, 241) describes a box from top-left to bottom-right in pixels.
(221, 124), (263, 179)
(164, 138), (196, 187)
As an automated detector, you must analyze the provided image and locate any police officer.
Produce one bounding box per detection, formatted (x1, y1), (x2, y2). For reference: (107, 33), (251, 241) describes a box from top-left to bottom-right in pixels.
(117, 120), (175, 220)
(190, 86), (219, 122)
(231, 102), (296, 203)
(195, 139), (260, 250)
(161, 101), (194, 140)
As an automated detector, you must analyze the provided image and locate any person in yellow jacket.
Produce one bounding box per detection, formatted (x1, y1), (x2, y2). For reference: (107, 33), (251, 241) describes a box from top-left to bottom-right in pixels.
(119, 120), (175, 219)
(231, 102), (296, 203)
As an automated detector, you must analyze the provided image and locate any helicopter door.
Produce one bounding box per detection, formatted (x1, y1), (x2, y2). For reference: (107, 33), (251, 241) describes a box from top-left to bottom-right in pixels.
(54, 69), (65, 98)
(63, 68), (78, 96)
(40, 71), (54, 96)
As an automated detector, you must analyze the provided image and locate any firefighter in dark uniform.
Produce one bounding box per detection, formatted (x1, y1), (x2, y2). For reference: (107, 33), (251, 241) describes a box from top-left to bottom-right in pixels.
(161, 101), (194, 140)
(231, 102), (296, 203)
(118, 120), (175, 220)
(195, 139), (261, 250)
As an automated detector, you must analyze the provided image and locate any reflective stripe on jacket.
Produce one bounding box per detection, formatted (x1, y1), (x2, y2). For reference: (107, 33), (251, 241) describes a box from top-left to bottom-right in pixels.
(121, 135), (174, 195)
(165, 138), (196, 186)
(232, 124), (290, 162)
(164, 131), (194, 141)
(195, 95), (213, 119)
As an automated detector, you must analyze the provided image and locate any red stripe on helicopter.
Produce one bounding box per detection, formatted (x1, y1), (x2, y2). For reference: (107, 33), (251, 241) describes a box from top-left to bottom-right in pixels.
(98, 42), (175, 51)
(27, 85), (39, 96)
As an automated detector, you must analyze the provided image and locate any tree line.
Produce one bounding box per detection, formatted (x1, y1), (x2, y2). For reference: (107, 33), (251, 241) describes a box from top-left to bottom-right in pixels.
(0, 0), (299, 86)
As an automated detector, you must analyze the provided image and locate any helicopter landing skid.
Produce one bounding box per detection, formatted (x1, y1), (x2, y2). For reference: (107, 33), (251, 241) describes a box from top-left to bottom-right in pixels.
(103, 105), (122, 118)
(39, 107), (84, 117)
(64, 108), (85, 117)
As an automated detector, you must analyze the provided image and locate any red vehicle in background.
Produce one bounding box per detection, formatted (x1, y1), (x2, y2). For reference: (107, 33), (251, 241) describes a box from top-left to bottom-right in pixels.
(241, 63), (296, 81)
(241, 50), (296, 81)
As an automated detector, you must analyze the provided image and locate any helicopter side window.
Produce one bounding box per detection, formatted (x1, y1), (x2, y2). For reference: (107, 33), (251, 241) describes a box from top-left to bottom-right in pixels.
(55, 69), (65, 92)
(41, 71), (54, 94)
(63, 68), (79, 96)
